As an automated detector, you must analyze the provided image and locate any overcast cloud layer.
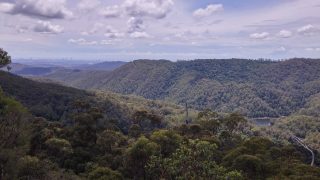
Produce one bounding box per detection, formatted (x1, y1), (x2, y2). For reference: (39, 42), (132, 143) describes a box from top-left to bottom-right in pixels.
(0, 0), (320, 61)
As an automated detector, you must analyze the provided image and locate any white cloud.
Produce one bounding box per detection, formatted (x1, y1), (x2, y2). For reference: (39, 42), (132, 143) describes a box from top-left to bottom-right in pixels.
(5, 0), (73, 19)
(250, 32), (270, 39)
(78, 0), (101, 12)
(297, 24), (320, 35)
(81, 31), (89, 36)
(88, 23), (104, 34)
(81, 23), (125, 38)
(278, 30), (292, 38)
(68, 38), (98, 45)
(277, 46), (286, 52)
(127, 17), (145, 33)
(127, 17), (150, 39)
(193, 4), (223, 18)
(123, 0), (173, 19)
(0, 2), (14, 13)
(305, 47), (320, 51)
(16, 25), (30, 33)
(100, 39), (113, 45)
(81, 23), (107, 36)
(100, 5), (121, 18)
(104, 26), (124, 39)
(130, 31), (150, 39)
(33, 21), (63, 34)
(21, 38), (33, 42)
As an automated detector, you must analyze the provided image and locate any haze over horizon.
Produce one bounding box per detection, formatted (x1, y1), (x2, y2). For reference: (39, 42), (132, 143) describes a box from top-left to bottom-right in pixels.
(1, 0), (320, 61)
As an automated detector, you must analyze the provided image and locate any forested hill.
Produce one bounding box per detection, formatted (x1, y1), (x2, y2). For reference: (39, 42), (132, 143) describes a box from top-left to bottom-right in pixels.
(46, 58), (320, 118)
(0, 71), (134, 130)
(0, 71), (188, 129)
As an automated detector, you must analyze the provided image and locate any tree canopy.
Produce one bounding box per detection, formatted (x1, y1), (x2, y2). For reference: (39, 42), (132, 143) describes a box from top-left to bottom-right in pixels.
(0, 48), (11, 68)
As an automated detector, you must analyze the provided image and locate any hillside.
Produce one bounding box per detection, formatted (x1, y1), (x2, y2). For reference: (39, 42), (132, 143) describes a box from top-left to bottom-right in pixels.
(0, 71), (188, 128)
(1, 67), (319, 180)
(260, 92), (320, 152)
(45, 58), (320, 118)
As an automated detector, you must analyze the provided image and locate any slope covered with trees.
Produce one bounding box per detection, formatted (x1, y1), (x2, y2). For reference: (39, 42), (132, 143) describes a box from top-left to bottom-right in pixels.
(1, 85), (319, 179)
(1, 54), (319, 179)
(259, 92), (320, 154)
(0, 71), (191, 131)
(45, 58), (320, 118)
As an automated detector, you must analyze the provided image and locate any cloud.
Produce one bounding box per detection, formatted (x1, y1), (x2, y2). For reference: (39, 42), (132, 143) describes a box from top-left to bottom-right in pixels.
(100, 5), (121, 18)
(21, 38), (33, 42)
(78, 0), (101, 12)
(89, 23), (103, 34)
(129, 31), (150, 39)
(127, 17), (145, 33)
(100, 39), (113, 45)
(104, 26), (124, 39)
(0, 2), (14, 13)
(81, 23), (104, 35)
(33, 21), (63, 34)
(297, 24), (320, 35)
(126, 17), (150, 38)
(250, 32), (270, 39)
(277, 46), (286, 52)
(278, 30), (292, 38)
(123, 0), (173, 19)
(81, 23), (125, 38)
(3, 0), (73, 19)
(305, 47), (320, 51)
(68, 38), (98, 45)
(193, 4), (223, 18)
(80, 31), (89, 36)
(17, 25), (30, 33)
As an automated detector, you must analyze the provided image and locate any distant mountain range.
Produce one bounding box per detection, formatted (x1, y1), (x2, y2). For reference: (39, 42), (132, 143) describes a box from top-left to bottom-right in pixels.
(75, 61), (127, 71)
(1, 61), (127, 76)
(42, 58), (320, 118)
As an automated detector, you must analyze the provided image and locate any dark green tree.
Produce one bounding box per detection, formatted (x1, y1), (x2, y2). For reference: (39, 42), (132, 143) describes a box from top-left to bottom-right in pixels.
(0, 48), (11, 68)
(150, 130), (182, 157)
(147, 139), (243, 179)
(125, 136), (160, 179)
(88, 167), (123, 180)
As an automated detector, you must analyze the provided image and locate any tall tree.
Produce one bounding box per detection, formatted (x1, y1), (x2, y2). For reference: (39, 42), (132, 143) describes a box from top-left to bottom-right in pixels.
(0, 48), (11, 68)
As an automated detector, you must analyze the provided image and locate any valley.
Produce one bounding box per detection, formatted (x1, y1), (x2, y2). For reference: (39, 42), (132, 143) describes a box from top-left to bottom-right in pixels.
(40, 58), (320, 119)
(1, 50), (320, 179)
(1, 0), (320, 178)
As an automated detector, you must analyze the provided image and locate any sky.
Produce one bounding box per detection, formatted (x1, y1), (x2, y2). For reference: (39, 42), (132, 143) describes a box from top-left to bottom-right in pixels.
(0, 0), (320, 61)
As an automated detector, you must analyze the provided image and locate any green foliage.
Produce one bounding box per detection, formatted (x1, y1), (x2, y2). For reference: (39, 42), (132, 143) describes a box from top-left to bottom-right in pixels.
(45, 138), (73, 157)
(0, 48), (11, 68)
(197, 109), (221, 134)
(128, 124), (142, 138)
(0, 71), (131, 129)
(232, 155), (265, 179)
(46, 58), (320, 118)
(88, 167), (123, 180)
(132, 110), (163, 131)
(147, 139), (243, 180)
(150, 130), (182, 157)
(97, 130), (127, 154)
(125, 136), (160, 178)
(0, 90), (32, 179)
(17, 156), (46, 180)
(1, 68), (320, 179)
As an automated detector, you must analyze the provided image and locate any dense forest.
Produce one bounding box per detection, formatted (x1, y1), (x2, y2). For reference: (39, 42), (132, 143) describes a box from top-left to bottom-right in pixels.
(1, 50), (320, 179)
(45, 58), (320, 118)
